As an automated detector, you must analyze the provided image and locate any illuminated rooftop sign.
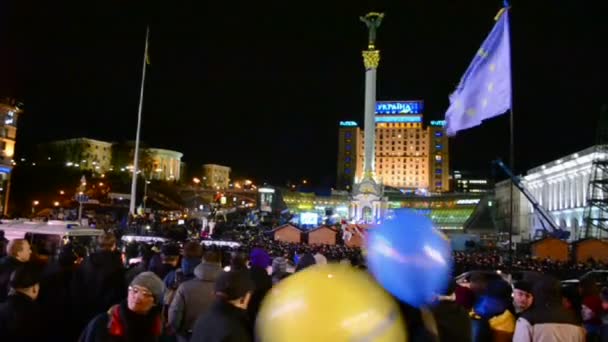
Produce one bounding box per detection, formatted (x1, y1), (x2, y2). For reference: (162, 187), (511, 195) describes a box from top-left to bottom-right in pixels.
(339, 121), (358, 127)
(375, 116), (422, 123)
(430, 120), (446, 127)
(376, 101), (424, 115)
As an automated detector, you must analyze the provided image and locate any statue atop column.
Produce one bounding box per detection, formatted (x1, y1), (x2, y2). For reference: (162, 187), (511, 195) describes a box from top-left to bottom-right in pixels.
(360, 12), (384, 50)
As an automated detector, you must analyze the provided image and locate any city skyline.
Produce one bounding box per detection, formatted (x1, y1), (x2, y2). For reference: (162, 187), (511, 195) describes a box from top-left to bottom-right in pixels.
(0, 0), (605, 186)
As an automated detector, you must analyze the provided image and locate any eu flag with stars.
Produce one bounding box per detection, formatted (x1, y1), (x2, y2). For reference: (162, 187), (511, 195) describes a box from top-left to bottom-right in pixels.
(445, 9), (511, 136)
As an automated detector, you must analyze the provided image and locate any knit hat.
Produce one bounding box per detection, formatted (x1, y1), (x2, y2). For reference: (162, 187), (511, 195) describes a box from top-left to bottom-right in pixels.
(130, 271), (165, 304)
(215, 270), (253, 301)
(514, 280), (533, 294)
(250, 248), (271, 269)
(10, 265), (41, 289)
(272, 257), (288, 274)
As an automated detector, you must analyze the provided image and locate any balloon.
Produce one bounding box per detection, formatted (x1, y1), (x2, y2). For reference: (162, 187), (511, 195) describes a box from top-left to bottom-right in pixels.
(367, 209), (453, 307)
(256, 264), (407, 342)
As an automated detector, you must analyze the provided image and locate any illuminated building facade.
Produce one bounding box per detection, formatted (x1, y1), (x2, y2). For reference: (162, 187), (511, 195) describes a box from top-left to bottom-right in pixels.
(337, 101), (450, 192)
(148, 148), (183, 181)
(202, 164), (231, 189)
(0, 98), (21, 214)
(495, 146), (600, 241)
(40, 138), (183, 180)
(42, 137), (113, 172)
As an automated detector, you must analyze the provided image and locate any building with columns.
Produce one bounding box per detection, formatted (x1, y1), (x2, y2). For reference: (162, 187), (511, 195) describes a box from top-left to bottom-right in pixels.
(202, 164), (231, 189)
(495, 146), (600, 241)
(148, 148), (183, 181)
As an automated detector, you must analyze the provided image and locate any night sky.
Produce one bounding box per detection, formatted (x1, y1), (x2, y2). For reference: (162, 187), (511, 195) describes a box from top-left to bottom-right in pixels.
(0, 0), (606, 187)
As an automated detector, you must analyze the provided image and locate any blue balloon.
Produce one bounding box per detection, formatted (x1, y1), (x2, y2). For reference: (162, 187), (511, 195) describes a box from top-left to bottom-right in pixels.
(367, 209), (453, 307)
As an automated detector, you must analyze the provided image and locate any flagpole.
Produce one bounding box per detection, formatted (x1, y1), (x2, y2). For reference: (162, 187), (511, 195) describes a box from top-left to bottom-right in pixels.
(129, 26), (150, 216)
(503, 0), (515, 268)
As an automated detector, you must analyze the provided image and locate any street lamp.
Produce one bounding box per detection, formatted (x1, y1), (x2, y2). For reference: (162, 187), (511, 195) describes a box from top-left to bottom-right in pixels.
(143, 180), (151, 213)
(193, 177), (201, 185)
(53, 201), (59, 207)
(32, 200), (39, 215)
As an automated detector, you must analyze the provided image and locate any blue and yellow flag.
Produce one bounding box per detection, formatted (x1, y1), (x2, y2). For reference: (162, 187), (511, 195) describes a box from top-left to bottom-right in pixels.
(445, 9), (511, 136)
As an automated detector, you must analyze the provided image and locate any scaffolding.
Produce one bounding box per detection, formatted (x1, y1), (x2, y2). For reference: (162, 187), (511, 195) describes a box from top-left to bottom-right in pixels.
(582, 105), (608, 239)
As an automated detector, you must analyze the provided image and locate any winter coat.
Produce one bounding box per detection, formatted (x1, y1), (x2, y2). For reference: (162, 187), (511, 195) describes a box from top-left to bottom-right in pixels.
(513, 275), (585, 342)
(163, 257), (201, 289)
(167, 262), (222, 340)
(431, 299), (472, 341)
(71, 250), (126, 331)
(247, 266), (272, 323)
(0, 256), (25, 302)
(190, 299), (252, 342)
(0, 292), (48, 341)
(78, 301), (174, 342)
(38, 262), (79, 340)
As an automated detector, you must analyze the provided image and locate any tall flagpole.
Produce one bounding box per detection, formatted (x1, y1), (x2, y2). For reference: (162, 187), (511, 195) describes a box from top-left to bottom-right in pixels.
(129, 26), (150, 216)
(503, 1), (515, 268)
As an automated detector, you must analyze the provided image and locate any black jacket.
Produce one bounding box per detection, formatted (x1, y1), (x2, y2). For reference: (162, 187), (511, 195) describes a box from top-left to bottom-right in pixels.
(38, 261), (79, 340)
(71, 250), (126, 331)
(190, 299), (252, 342)
(0, 292), (48, 341)
(431, 300), (472, 342)
(247, 266), (272, 324)
(0, 256), (25, 302)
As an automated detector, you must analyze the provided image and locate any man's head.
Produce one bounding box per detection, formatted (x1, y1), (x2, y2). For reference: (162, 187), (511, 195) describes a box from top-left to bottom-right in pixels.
(97, 232), (117, 252)
(183, 241), (202, 259)
(7, 239), (31, 262)
(215, 270), (253, 309)
(513, 280), (534, 313)
(161, 243), (180, 266)
(10, 265), (40, 300)
(128, 272), (165, 315)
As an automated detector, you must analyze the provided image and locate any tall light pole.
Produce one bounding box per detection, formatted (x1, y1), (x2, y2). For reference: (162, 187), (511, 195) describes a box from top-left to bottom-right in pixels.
(129, 26), (150, 216)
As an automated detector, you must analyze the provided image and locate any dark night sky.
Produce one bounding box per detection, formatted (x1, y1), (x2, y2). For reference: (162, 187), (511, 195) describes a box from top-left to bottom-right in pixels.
(0, 0), (606, 187)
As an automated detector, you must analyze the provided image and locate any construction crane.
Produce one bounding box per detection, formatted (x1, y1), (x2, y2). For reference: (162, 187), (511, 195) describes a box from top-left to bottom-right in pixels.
(582, 105), (608, 239)
(494, 159), (570, 240)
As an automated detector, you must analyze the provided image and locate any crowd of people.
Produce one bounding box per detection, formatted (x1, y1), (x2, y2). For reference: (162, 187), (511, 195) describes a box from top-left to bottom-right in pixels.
(0, 228), (607, 341)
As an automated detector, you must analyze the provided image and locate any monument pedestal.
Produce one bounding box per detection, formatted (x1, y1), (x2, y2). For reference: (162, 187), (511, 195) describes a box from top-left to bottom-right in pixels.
(350, 176), (387, 223)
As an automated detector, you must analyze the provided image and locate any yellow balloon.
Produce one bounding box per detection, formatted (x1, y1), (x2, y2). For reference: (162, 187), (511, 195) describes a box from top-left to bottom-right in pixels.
(256, 264), (407, 342)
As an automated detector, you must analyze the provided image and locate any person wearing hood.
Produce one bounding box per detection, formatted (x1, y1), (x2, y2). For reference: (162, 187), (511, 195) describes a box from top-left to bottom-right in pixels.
(247, 248), (272, 324)
(513, 275), (585, 341)
(470, 279), (516, 342)
(168, 251), (222, 342)
(71, 233), (126, 334)
(295, 253), (316, 272)
(79, 272), (174, 342)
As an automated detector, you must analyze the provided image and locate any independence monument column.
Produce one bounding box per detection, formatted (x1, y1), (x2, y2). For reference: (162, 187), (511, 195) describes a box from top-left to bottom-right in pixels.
(351, 12), (387, 224)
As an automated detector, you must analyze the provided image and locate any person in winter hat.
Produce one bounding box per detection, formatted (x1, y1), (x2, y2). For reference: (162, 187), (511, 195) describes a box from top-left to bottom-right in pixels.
(0, 264), (48, 341)
(79, 272), (173, 342)
(513, 280), (534, 314)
